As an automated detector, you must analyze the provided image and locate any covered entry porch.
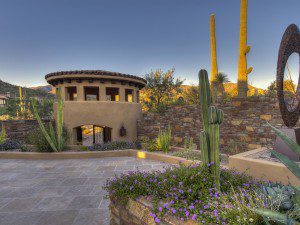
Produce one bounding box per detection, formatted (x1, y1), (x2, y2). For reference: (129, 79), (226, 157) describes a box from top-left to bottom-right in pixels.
(75, 125), (112, 146)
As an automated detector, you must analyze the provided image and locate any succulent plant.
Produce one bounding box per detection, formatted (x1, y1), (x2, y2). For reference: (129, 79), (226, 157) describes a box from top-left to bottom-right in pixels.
(261, 183), (295, 211)
(32, 87), (65, 152)
(199, 69), (224, 190)
(254, 123), (300, 224)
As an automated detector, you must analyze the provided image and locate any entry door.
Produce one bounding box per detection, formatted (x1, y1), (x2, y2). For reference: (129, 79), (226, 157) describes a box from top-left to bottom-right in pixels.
(103, 127), (112, 143)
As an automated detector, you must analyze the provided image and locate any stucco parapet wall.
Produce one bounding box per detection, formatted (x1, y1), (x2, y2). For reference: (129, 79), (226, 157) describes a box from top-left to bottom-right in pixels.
(45, 70), (147, 88)
(229, 147), (300, 186)
(0, 150), (193, 164)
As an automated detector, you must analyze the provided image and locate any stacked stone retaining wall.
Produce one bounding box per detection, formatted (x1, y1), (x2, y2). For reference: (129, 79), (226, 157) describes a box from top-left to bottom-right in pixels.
(137, 96), (300, 154)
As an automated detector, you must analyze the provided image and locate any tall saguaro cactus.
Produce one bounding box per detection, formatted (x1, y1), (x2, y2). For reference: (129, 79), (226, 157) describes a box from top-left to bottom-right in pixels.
(210, 14), (218, 90)
(237, 0), (253, 98)
(199, 70), (224, 190)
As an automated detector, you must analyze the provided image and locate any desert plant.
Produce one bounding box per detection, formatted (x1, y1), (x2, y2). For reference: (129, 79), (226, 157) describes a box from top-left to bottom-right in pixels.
(26, 125), (68, 152)
(32, 87), (65, 152)
(156, 125), (172, 153)
(0, 124), (7, 144)
(254, 123), (300, 224)
(199, 69), (224, 190)
(183, 136), (194, 151)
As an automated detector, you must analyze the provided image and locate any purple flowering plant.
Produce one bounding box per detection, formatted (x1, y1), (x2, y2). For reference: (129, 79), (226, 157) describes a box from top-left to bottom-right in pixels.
(104, 163), (266, 224)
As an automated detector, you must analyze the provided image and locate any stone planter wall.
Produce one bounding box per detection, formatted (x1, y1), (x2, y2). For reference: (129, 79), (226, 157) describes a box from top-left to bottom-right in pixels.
(137, 96), (300, 155)
(1, 119), (50, 141)
(110, 197), (196, 225)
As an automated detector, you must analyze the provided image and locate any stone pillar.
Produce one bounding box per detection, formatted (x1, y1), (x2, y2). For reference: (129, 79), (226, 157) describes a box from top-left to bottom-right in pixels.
(77, 86), (84, 101)
(119, 86), (125, 102)
(99, 85), (106, 101)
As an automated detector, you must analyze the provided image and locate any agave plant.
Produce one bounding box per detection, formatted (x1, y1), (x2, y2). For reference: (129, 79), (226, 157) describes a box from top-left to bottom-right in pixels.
(32, 87), (65, 152)
(254, 123), (300, 224)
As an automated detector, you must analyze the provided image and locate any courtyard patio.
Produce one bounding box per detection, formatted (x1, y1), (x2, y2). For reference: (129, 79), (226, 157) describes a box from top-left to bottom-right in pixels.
(0, 157), (169, 225)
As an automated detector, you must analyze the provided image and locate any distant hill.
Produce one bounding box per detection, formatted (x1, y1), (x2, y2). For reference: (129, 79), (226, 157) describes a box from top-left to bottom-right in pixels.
(181, 82), (266, 96)
(30, 85), (53, 93)
(0, 80), (54, 98)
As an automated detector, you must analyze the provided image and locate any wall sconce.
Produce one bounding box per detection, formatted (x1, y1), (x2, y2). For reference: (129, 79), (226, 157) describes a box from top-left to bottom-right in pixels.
(120, 125), (127, 137)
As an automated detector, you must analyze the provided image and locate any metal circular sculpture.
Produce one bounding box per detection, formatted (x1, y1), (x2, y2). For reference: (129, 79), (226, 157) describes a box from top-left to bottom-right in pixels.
(277, 24), (300, 128)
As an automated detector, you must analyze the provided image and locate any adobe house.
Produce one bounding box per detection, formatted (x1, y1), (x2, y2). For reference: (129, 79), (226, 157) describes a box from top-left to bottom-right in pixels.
(45, 70), (146, 146)
(0, 94), (8, 108)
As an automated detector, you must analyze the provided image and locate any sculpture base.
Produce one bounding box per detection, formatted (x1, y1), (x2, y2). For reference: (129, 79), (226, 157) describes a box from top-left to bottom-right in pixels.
(273, 127), (300, 162)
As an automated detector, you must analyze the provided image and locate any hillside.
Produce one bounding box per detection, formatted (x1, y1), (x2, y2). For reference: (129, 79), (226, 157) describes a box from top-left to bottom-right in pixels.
(0, 79), (54, 98)
(30, 85), (52, 93)
(181, 83), (266, 96)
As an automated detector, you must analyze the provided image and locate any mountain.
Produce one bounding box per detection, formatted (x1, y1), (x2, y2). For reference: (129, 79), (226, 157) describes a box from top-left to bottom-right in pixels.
(30, 85), (52, 93)
(0, 79), (54, 98)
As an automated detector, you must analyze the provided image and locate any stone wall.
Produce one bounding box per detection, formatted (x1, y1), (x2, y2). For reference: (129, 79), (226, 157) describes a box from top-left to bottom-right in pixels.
(110, 197), (196, 225)
(0, 119), (50, 141)
(137, 96), (300, 155)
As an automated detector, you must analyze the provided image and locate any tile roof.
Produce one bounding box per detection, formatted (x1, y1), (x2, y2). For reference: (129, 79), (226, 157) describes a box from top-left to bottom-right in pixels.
(45, 70), (147, 84)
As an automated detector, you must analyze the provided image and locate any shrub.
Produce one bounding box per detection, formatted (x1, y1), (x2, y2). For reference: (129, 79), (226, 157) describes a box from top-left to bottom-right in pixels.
(89, 141), (140, 151)
(0, 124), (7, 144)
(104, 163), (264, 224)
(26, 125), (68, 152)
(0, 139), (24, 151)
(156, 125), (172, 153)
(140, 137), (158, 152)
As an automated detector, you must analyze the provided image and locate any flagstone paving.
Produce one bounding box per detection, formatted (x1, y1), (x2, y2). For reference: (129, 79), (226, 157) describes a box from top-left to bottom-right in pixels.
(0, 157), (170, 225)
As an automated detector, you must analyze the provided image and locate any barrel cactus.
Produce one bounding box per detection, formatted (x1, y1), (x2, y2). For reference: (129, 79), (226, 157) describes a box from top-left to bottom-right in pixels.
(199, 69), (224, 190)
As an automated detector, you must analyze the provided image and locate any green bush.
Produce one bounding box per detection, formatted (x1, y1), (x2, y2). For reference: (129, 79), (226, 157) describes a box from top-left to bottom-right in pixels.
(156, 125), (172, 153)
(104, 163), (265, 224)
(26, 125), (68, 152)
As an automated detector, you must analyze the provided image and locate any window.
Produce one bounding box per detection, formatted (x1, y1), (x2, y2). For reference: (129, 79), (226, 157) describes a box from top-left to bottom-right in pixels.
(136, 91), (140, 103)
(66, 87), (77, 101)
(125, 89), (134, 102)
(84, 87), (99, 101)
(106, 88), (119, 101)
(0, 99), (5, 105)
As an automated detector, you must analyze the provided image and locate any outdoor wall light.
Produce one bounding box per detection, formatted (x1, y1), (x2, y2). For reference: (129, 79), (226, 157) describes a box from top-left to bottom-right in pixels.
(120, 125), (127, 137)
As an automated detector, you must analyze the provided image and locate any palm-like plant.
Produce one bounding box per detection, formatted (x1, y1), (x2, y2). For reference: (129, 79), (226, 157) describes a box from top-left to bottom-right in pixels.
(212, 72), (230, 95)
(32, 87), (65, 152)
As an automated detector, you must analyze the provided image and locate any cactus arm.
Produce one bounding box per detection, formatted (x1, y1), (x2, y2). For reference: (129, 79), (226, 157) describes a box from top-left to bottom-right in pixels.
(212, 123), (220, 190)
(270, 150), (300, 180)
(246, 67), (253, 75)
(267, 123), (300, 155)
(32, 99), (58, 152)
(244, 45), (251, 54)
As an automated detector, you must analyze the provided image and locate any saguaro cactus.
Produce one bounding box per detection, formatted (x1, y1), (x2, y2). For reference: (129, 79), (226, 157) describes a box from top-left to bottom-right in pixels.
(237, 0), (253, 98)
(210, 14), (218, 90)
(199, 70), (224, 190)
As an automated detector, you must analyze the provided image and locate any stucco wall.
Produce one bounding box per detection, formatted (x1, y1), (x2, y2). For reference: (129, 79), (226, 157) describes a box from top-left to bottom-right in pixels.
(55, 101), (142, 144)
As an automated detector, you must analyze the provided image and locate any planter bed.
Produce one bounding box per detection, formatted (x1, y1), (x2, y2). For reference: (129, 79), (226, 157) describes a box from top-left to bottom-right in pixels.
(105, 162), (272, 225)
(229, 147), (300, 186)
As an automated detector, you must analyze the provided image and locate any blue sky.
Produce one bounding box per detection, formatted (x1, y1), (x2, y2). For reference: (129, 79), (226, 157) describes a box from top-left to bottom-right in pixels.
(0, 0), (299, 88)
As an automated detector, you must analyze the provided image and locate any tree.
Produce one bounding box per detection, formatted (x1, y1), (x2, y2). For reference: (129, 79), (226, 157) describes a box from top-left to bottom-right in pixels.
(182, 85), (199, 105)
(141, 69), (184, 111)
